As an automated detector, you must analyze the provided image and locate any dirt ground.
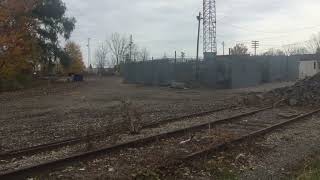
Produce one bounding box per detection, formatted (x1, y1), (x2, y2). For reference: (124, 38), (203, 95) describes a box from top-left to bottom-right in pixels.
(1, 76), (272, 152)
(31, 106), (309, 180)
(0, 76), (304, 179)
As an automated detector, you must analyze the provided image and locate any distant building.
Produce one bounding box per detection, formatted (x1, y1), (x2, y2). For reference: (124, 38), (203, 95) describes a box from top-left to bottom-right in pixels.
(296, 54), (320, 79)
(122, 54), (320, 89)
(89, 67), (115, 76)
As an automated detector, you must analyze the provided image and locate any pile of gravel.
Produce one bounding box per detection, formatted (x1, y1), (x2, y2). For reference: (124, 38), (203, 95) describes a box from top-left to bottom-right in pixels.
(268, 73), (320, 106)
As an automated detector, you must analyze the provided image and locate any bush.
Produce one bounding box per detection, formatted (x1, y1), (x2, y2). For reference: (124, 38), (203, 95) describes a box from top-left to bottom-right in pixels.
(0, 74), (33, 92)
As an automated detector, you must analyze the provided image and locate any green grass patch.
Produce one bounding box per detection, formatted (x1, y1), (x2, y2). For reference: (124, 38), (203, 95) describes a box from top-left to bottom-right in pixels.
(296, 156), (320, 180)
(0, 74), (33, 91)
(205, 159), (239, 180)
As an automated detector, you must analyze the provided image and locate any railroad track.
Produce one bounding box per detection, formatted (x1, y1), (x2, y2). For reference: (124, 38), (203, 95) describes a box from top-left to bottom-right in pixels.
(0, 106), (233, 159)
(0, 106), (271, 179)
(152, 108), (320, 175)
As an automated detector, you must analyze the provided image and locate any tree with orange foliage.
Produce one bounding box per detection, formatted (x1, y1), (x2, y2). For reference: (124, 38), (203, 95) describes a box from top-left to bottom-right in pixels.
(64, 42), (85, 74)
(0, 0), (77, 90)
(0, 0), (40, 87)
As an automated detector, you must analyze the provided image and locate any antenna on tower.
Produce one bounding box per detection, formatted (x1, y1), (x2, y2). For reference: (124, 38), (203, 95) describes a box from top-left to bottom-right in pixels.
(203, 0), (217, 60)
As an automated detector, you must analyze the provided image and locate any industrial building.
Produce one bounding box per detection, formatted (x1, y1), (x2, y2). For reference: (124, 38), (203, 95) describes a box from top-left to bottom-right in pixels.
(297, 54), (320, 79)
(122, 55), (319, 89)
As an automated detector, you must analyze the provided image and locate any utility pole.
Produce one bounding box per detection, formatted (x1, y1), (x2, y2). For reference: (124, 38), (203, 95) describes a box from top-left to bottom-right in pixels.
(252, 40), (259, 56)
(222, 41), (225, 55)
(174, 51), (177, 80)
(196, 12), (202, 63)
(196, 12), (202, 80)
(87, 38), (91, 68)
(174, 51), (177, 64)
(129, 35), (133, 62)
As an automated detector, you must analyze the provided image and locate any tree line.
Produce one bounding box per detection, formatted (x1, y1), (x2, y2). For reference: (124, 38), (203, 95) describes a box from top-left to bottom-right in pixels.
(0, 0), (84, 90)
(94, 33), (150, 74)
(229, 33), (320, 56)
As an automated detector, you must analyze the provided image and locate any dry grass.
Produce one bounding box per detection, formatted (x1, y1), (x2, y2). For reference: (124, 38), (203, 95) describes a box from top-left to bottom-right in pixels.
(120, 99), (143, 135)
(296, 156), (320, 180)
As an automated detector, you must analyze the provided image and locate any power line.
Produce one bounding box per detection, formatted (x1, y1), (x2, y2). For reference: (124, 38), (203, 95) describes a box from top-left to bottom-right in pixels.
(252, 39), (312, 54)
(216, 20), (320, 45)
(217, 20), (320, 34)
(218, 31), (314, 45)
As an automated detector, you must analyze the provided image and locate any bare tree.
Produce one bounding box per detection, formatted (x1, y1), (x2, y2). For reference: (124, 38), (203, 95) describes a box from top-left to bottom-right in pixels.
(139, 48), (150, 62)
(163, 53), (168, 60)
(95, 43), (108, 75)
(230, 43), (248, 55)
(263, 48), (285, 56)
(181, 52), (186, 61)
(108, 33), (129, 66)
(131, 44), (139, 62)
(307, 32), (320, 54)
(282, 44), (309, 56)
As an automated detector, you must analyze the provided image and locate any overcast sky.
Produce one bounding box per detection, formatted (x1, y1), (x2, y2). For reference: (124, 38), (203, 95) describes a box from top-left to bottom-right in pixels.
(64, 0), (320, 65)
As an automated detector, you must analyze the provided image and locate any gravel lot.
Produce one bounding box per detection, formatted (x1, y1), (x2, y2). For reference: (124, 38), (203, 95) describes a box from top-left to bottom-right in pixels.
(1, 76), (265, 152)
(150, 107), (320, 180)
(29, 106), (300, 179)
(0, 76), (300, 179)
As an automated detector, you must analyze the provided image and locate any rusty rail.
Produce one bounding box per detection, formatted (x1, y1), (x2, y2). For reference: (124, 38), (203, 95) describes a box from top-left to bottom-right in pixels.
(0, 106), (232, 159)
(0, 107), (270, 179)
(170, 108), (320, 166)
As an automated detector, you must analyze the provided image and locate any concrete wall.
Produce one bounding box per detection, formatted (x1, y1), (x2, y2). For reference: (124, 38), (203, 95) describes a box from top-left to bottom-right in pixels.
(257, 56), (299, 83)
(287, 57), (300, 81)
(200, 60), (231, 88)
(123, 60), (173, 85)
(199, 61), (219, 87)
(152, 60), (173, 85)
(226, 57), (262, 89)
(122, 55), (301, 89)
(174, 62), (197, 83)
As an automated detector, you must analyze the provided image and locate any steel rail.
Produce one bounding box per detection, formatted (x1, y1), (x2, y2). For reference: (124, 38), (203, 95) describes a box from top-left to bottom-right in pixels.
(0, 107), (270, 179)
(160, 108), (320, 170)
(0, 106), (233, 159)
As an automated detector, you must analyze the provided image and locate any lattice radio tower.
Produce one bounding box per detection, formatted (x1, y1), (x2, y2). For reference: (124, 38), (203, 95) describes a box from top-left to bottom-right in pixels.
(203, 0), (217, 55)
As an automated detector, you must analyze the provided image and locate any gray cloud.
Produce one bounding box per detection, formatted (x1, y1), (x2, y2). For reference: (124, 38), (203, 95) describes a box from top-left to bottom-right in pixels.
(64, 0), (320, 65)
